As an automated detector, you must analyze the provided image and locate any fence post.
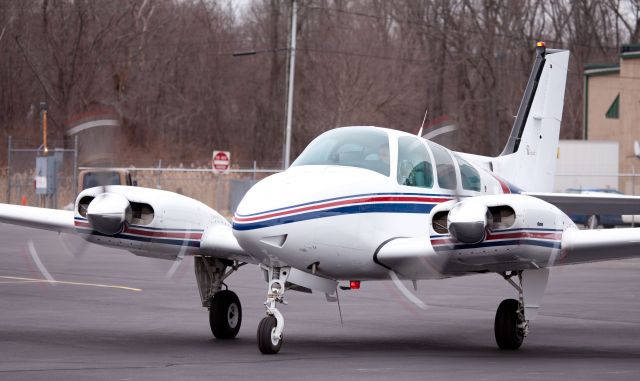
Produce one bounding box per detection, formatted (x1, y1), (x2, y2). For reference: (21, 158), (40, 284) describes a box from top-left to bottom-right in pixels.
(215, 174), (221, 211)
(633, 165), (636, 228)
(156, 160), (162, 189)
(6, 136), (11, 204)
(72, 135), (78, 197)
(253, 161), (257, 181)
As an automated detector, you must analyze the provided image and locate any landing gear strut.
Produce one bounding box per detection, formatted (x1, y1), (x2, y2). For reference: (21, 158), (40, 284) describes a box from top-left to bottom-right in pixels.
(194, 256), (244, 339)
(258, 266), (290, 354)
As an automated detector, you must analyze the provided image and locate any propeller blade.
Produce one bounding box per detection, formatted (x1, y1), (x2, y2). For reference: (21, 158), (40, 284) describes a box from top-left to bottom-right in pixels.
(388, 270), (427, 310)
(27, 240), (56, 284)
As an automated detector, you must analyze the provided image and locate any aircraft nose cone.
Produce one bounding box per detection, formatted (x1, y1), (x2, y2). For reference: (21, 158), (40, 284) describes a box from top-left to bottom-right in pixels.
(86, 193), (131, 235)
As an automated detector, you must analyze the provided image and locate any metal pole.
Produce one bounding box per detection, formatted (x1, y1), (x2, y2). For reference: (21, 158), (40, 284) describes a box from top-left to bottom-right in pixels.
(6, 136), (11, 204)
(72, 135), (78, 197)
(283, 0), (297, 169)
(633, 164), (636, 228)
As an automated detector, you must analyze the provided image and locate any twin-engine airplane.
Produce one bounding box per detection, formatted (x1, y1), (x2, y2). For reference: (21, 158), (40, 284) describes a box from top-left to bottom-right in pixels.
(2, 43), (640, 354)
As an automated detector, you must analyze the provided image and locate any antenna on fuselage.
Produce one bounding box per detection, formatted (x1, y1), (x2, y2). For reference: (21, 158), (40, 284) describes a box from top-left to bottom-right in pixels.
(417, 108), (428, 138)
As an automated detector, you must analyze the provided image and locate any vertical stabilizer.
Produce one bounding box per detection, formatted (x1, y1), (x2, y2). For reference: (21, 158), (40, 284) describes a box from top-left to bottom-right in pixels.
(492, 44), (569, 192)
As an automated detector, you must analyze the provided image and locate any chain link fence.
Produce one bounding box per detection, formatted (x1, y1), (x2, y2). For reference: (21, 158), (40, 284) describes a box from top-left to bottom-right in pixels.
(1, 144), (280, 217)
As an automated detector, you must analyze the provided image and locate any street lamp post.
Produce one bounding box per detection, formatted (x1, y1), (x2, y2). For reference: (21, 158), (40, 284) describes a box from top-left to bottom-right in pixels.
(283, 0), (297, 169)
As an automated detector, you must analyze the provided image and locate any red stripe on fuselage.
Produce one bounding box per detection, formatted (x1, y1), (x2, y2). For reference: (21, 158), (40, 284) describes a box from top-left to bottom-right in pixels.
(491, 174), (511, 194)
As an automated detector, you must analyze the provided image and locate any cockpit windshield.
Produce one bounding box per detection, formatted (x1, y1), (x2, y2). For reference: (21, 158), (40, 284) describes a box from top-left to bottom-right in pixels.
(291, 127), (390, 176)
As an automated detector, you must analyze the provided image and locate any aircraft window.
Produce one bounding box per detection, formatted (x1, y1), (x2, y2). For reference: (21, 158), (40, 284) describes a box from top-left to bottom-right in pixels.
(397, 136), (433, 188)
(427, 142), (457, 190)
(291, 127), (390, 176)
(455, 156), (481, 191)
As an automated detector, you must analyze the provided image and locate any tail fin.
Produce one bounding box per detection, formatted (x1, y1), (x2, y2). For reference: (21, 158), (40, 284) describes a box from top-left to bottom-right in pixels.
(492, 43), (569, 192)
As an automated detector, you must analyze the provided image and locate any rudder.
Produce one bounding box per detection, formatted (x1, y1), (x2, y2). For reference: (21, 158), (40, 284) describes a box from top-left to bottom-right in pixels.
(492, 44), (570, 192)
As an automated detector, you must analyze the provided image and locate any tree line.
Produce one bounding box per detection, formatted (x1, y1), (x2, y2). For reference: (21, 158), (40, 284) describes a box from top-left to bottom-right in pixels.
(1, 0), (638, 168)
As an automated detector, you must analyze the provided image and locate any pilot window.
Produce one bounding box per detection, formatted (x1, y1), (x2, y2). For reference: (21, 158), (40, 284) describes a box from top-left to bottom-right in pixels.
(455, 156), (481, 192)
(427, 141), (457, 190)
(396, 136), (433, 188)
(291, 127), (390, 176)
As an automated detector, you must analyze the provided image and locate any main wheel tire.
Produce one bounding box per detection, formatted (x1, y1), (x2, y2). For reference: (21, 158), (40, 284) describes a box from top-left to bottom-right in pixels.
(257, 316), (282, 354)
(209, 290), (242, 339)
(494, 298), (524, 350)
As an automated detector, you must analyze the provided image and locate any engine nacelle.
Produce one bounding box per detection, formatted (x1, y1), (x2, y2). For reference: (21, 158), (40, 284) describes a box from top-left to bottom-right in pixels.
(73, 185), (229, 259)
(431, 194), (570, 243)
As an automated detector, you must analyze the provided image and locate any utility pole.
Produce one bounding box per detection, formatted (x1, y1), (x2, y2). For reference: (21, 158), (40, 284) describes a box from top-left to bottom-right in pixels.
(41, 102), (48, 154)
(283, 0), (297, 169)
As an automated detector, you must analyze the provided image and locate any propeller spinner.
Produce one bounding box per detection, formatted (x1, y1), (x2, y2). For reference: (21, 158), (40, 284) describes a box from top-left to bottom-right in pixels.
(86, 192), (132, 235)
(447, 200), (490, 244)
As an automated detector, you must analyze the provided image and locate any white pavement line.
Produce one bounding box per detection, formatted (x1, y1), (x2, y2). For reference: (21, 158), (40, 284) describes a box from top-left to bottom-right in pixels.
(27, 240), (56, 285)
(0, 276), (142, 292)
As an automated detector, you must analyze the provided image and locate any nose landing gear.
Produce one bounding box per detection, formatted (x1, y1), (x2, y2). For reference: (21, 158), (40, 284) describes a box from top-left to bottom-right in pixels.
(257, 266), (290, 354)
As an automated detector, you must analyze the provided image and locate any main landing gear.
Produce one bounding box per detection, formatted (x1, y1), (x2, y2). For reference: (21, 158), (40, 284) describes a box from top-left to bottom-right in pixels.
(495, 269), (549, 350)
(194, 257), (244, 339)
(210, 290), (242, 339)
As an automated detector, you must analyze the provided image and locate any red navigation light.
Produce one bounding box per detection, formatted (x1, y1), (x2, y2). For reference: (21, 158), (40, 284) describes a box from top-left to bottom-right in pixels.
(536, 41), (545, 48)
(350, 280), (361, 290)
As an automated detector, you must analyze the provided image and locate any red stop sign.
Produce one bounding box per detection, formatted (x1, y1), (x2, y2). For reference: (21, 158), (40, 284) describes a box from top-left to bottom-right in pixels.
(212, 150), (231, 173)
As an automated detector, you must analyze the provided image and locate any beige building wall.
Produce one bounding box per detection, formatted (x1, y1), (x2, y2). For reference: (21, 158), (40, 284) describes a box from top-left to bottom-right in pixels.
(586, 52), (640, 195)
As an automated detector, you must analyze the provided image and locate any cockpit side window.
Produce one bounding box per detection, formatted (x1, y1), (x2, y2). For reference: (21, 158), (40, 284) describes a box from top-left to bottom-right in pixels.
(291, 127), (390, 176)
(455, 155), (481, 191)
(427, 141), (457, 190)
(397, 136), (433, 188)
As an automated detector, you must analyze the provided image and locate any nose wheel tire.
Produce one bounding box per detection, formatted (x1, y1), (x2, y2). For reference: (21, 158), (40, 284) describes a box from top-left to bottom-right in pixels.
(209, 290), (242, 339)
(494, 298), (524, 350)
(257, 316), (282, 354)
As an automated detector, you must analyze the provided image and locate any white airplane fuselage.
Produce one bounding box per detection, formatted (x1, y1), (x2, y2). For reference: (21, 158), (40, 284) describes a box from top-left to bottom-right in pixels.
(232, 127), (576, 280)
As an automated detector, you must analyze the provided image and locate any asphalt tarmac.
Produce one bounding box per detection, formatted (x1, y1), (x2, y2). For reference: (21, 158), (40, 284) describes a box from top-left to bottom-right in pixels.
(1, 223), (640, 380)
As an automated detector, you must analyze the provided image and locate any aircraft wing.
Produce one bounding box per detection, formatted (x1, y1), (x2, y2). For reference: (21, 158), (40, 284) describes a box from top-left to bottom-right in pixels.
(376, 228), (640, 278)
(198, 223), (257, 263)
(0, 202), (255, 263)
(525, 192), (640, 215)
(0, 203), (75, 233)
(560, 228), (640, 265)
